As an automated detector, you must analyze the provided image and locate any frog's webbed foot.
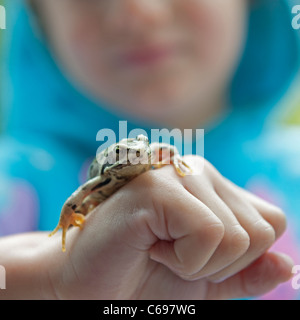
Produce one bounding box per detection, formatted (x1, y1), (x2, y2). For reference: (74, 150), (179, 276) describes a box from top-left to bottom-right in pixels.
(152, 157), (192, 177)
(49, 208), (85, 252)
(171, 156), (193, 177)
(151, 143), (193, 177)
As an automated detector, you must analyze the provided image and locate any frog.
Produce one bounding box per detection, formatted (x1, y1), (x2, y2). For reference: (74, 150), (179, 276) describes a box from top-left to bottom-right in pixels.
(49, 134), (192, 252)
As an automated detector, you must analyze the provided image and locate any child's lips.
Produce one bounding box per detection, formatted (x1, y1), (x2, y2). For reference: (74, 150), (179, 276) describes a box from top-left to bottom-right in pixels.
(120, 45), (176, 68)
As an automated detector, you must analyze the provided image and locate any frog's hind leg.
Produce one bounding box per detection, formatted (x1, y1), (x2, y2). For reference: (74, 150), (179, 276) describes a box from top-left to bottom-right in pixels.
(49, 176), (110, 252)
(77, 195), (102, 215)
(49, 207), (86, 252)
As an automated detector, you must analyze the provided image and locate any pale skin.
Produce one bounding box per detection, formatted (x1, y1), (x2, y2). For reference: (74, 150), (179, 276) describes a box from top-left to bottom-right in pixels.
(0, 0), (294, 299)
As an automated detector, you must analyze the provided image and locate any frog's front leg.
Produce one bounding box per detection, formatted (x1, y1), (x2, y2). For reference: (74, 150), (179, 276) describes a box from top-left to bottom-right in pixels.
(49, 176), (111, 252)
(150, 143), (193, 177)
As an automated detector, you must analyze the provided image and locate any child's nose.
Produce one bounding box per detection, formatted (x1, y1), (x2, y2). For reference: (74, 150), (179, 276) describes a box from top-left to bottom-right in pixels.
(105, 0), (172, 34)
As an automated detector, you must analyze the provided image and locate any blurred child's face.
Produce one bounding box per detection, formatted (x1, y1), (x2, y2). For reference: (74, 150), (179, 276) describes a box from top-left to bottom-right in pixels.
(37, 0), (248, 127)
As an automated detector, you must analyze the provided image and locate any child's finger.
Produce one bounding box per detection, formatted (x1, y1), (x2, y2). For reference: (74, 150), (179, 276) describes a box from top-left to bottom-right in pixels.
(149, 187), (225, 278)
(207, 183), (276, 282)
(219, 177), (287, 240)
(206, 251), (294, 300)
(236, 187), (287, 239)
(181, 181), (250, 280)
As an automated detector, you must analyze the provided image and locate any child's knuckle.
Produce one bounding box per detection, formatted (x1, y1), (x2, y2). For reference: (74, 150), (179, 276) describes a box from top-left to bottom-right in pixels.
(228, 226), (250, 258)
(252, 221), (275, 252)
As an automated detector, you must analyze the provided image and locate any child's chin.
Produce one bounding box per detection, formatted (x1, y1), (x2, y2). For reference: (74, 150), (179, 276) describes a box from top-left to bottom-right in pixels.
(134, 84), (192, 111)
(126, 99), (186, 123)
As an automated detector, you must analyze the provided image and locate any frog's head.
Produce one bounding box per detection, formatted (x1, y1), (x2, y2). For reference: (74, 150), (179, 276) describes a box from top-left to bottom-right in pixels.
(89, 135), (152, 179)
(114, 134), (151, 167)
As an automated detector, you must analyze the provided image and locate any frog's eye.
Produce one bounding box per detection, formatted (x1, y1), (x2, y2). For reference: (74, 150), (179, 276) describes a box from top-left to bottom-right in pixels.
(115, 147), (120, 154)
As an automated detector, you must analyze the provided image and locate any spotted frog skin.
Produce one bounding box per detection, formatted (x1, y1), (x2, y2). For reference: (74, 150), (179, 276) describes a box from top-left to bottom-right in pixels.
(50, 135), (192, 251)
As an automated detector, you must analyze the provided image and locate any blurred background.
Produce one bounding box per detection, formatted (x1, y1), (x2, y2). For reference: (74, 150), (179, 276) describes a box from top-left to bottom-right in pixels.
(0, 0), (5, 134)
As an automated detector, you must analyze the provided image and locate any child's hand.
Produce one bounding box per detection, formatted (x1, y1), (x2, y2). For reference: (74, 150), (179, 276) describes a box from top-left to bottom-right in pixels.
(47, 156), (292, 300)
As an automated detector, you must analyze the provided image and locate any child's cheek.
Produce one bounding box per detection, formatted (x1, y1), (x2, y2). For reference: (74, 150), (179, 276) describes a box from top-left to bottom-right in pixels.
(66, 15), (101, 58)
(180, 0), (247, 74)
(61, 15), (109, 86)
